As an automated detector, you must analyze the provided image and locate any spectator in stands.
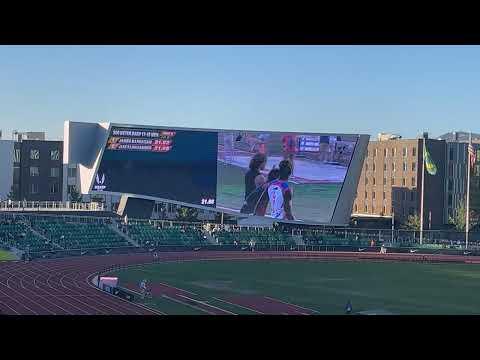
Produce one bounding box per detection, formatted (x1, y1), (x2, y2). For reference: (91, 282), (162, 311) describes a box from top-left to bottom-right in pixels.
(244, 153), (267, 201)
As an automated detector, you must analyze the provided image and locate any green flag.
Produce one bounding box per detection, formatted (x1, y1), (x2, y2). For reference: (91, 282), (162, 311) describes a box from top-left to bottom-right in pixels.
(424, 144), (437, 176)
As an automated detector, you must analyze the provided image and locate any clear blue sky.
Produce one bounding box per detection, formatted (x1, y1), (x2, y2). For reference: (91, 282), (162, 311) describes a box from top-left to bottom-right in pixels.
(0, 45), (479, 140)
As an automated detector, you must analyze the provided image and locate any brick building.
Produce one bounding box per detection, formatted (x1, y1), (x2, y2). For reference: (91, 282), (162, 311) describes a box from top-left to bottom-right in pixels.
(352, 135), (446, 229)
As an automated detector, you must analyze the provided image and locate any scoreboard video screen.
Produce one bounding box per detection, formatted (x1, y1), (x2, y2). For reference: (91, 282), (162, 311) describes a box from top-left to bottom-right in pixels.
(92, 125), (364, 224)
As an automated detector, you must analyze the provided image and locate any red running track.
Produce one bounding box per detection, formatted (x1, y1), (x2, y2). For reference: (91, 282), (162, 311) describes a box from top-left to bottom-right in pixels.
(0, 250), (479, 315)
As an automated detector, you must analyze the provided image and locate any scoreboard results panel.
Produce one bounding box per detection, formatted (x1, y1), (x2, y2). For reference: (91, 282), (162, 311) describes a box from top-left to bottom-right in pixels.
(298, 135), (320, 152)
(93, 126), (218, 207)
(106, 128), (176, 152)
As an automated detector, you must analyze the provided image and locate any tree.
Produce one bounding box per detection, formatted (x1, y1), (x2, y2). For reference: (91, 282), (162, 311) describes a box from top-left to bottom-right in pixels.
(69, 186), (82, 203)
(402, 214), (420, 231)
(175, 206), (199, 222)
(448, 200), (479, 231)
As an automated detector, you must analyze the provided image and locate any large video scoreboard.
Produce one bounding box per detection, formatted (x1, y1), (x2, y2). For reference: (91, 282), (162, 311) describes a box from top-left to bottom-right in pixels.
(91, 124), (368, 224)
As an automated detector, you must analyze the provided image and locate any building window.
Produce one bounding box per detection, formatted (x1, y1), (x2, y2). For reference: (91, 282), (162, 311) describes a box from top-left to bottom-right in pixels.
(373, 178), (376, 186)
(448, 163), (454, 177)
(30, 166), (39, 177)
(373, 162), (376, 172)
(68, 167), (77, 178)
(383, 163), (387, 171)
(383, 191), (386, 199)
(354, 204), (358, 213)
(391, 177), (395, 185)
(30, 149), (39, 160)
(383, 177), (387, 185)
(403, 192), (408, 201)
(403, 147), (408, 157)
(402, 178), (406, 186)
(365, 205), (368, 213)
(365, 163), (368, 171)
(391, 163), (395, 171)
(411, 192), (415, 202)
(374, 148), (377, 157)
(411, 177), (416, 186)
(30, 183), (38, 194)
(50, 183), (59, 194)
(392, 148), (396, 157)
(50, 167), (60, 178)
(365, 191), (368, 199)
(412, 162), (416, 171)
(449, 148), (454, 161)
(412, 147), (416, 157)
(383, 205), (386, 214)
(50, 149), (60, 161)
(372, 192), (376, 199)
(448, 194), (452, 206)
(403, 162), (407, 172)
(384, 148), (387, 157)
(448, 179), (453, 191)
(13, 149), (20, 163)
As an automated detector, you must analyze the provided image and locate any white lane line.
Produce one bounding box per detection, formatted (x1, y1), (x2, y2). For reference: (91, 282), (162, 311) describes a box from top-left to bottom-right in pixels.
(176, 294), (236, 315)
(161, 294), (214, 315)
(212, 297), (264, 314)
(264, 296), (319, 314)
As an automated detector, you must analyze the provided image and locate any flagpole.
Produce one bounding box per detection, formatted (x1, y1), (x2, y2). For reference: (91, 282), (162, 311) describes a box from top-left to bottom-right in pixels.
(420, 137), (425, 245)
(466, 132), (472, 250)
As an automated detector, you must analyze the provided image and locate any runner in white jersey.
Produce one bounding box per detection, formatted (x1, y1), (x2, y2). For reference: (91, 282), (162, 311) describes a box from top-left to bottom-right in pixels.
(267, 160), (294, 221)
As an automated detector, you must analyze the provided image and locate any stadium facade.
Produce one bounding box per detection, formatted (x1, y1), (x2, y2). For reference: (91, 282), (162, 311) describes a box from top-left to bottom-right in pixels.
(1, 122), (477, 229)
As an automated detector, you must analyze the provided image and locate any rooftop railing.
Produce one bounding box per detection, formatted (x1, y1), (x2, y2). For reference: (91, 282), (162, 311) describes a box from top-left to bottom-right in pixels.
(0, 200), (105, 212)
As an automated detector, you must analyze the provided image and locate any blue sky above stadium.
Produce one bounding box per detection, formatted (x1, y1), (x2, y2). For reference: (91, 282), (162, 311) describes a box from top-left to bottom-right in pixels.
(0, 45), (479, 140)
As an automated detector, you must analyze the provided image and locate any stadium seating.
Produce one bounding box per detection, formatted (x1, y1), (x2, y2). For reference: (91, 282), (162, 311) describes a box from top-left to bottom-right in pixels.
(31, 220), (130, 250)
(0, 220), (53, 252)
(213, 228), (296, 246)
(301, 229), (372, 247)
(127, 223), (207, 247)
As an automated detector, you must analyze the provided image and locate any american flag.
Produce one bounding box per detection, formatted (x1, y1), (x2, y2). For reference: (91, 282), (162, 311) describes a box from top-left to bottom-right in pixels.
(468, 143), (476, 168)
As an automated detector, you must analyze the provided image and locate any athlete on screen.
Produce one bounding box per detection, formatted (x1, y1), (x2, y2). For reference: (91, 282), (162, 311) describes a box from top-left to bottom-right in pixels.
(267, 160), (294, 221)
(240, 166), (280, 216)
(244, 153), (267, 201)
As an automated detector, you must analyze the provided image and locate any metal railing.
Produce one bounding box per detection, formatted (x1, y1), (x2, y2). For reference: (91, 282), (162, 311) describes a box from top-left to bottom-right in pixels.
(0, 201), (105, 212)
